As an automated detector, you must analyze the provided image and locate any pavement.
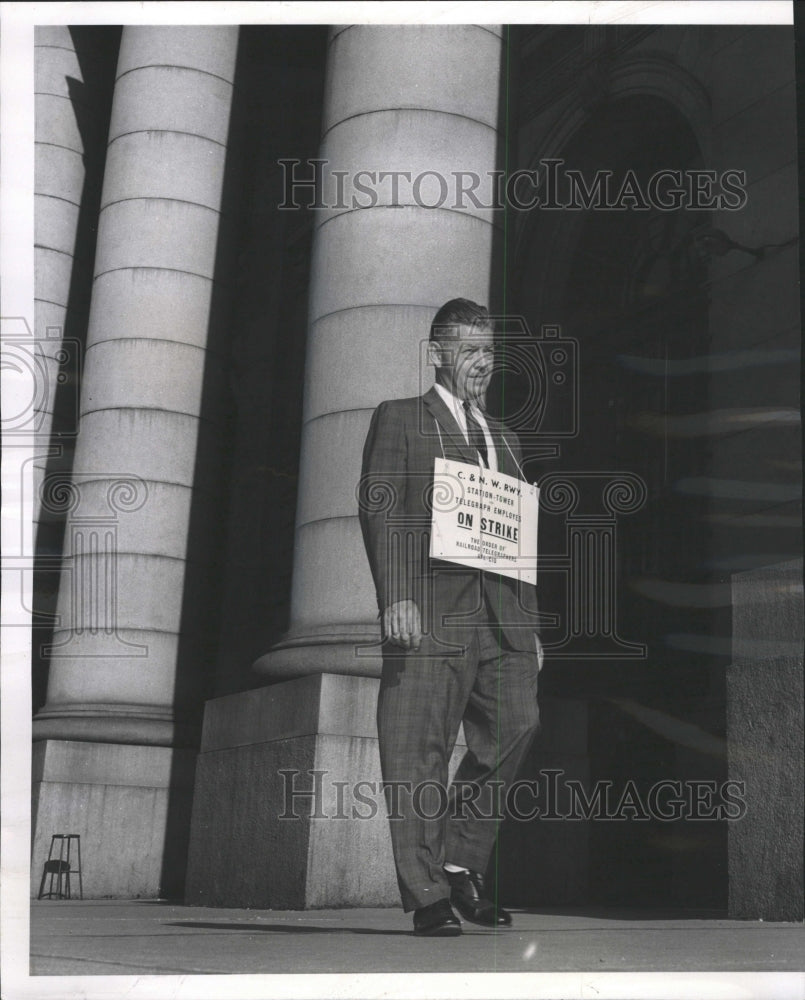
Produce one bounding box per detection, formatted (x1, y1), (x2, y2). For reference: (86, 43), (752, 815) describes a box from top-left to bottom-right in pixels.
(26, 899), (805, 978)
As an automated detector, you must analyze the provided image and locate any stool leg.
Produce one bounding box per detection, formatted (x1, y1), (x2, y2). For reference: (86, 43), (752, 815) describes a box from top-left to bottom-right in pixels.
(42, 835), (58, 899)
(56, 838), (65, 899)
(63, 839), (71, 900)
(76, 837), (83, 900)
(37, 866), (48, 900)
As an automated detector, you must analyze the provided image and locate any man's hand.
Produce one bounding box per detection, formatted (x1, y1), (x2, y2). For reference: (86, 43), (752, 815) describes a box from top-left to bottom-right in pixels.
(383, 600), (422, 651)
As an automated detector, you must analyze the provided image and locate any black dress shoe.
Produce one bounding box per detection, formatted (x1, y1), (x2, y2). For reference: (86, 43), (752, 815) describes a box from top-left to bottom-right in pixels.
(413, 897), (462, 936)
(446, 869), (512, 927)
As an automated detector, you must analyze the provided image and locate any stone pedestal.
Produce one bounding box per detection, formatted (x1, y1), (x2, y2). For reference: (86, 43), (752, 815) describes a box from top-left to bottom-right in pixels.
(727, 558), (803, 920)
(185, 675), (403, 908)
(185, 675), (589, 908)
(31, 740), (195, 898)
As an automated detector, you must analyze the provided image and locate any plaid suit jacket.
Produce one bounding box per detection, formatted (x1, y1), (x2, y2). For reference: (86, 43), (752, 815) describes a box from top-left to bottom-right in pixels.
(358, 385), (541, 652)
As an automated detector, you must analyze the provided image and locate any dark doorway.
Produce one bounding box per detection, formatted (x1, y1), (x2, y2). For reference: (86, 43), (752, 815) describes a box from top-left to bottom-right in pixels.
(497, 51), (728, 909)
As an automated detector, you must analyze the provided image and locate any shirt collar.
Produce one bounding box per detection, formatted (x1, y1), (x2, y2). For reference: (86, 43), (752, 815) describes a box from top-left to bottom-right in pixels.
(433, 381), (482, 418)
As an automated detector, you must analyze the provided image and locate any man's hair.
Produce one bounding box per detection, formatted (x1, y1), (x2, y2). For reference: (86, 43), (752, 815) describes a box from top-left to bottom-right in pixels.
(429, 298), (492, 342)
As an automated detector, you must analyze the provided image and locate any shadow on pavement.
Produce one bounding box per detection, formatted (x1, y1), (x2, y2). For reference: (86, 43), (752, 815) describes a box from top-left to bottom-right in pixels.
(165, 921), (411, 935)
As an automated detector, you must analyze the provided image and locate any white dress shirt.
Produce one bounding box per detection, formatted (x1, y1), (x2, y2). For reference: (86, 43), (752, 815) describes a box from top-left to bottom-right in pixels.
(433, 382), (498, 472)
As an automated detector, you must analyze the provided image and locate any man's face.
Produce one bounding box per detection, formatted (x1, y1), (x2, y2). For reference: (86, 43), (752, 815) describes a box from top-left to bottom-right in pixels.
(433, 323), (495, 405)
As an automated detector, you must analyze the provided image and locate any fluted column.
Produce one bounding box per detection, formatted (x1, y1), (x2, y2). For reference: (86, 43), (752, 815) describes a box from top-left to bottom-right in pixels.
(34, 26), (239, 746)
(255, 25), (503, 679)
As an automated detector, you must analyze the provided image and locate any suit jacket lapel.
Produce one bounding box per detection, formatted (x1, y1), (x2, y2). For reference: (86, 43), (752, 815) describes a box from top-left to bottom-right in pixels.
(422, 387), (525, 478)
(422, 386), (477, 465)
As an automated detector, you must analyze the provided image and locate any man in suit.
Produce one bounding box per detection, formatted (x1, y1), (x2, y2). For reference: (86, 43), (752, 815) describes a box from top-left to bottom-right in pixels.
(358, 298), (542, 936)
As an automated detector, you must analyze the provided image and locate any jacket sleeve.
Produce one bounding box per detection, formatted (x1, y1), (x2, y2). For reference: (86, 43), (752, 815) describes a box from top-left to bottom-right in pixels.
(357, 401), (412, 613)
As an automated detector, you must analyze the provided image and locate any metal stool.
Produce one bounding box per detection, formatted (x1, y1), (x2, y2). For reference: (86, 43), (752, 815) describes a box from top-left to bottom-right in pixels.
(37, 834), (83, 899)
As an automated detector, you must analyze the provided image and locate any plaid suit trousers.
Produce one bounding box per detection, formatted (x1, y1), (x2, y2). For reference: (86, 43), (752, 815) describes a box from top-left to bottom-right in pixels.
(376, 597), (541, 912)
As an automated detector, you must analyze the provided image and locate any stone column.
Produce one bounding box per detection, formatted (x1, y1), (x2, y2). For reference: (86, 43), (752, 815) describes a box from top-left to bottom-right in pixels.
(33, 26), (87, 524)
(33, 26), (93, 716)
(32, 28), (118, 716)
(256, 24), (504, 680)
(31, 26), (239, 898)
(187, 25), (506, 908)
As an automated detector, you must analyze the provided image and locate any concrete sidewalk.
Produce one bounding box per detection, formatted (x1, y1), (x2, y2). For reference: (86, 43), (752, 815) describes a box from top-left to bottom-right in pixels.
(29, 899), (805, 976)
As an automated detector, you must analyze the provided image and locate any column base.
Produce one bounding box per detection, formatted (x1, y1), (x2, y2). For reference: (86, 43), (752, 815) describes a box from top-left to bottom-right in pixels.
(184, 674), (404, 908)
(31, 739), (196, 898)
(252, 624), (383, 680)
(33, 703), (199, 747)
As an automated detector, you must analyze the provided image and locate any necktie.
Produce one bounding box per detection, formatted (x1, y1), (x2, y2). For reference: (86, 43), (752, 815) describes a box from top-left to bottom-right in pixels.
(463, 400), (489, 466)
